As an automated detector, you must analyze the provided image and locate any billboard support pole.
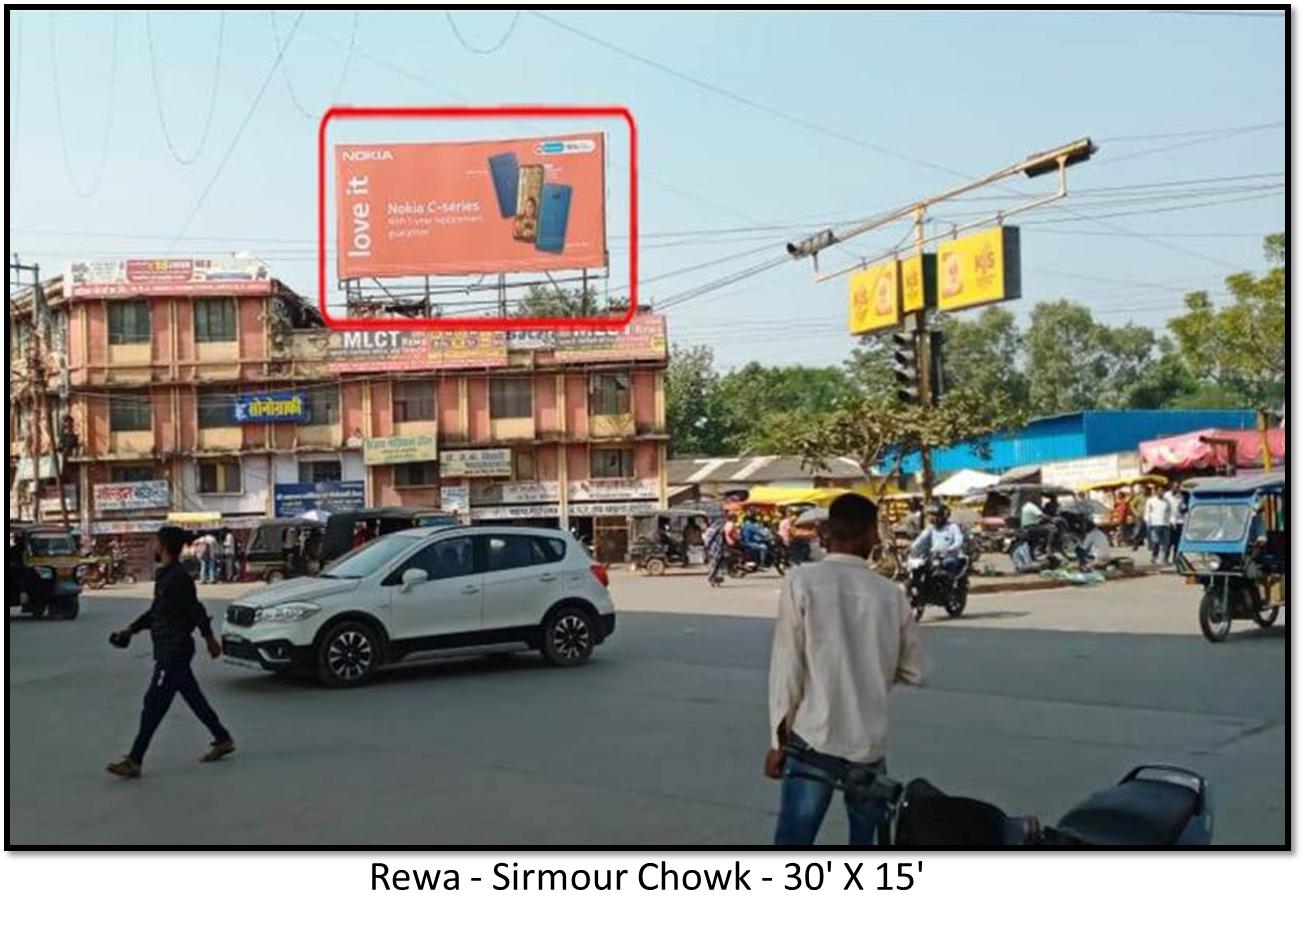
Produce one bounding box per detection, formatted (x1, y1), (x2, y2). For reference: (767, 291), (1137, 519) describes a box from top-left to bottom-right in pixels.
(498, 274), (508, 319)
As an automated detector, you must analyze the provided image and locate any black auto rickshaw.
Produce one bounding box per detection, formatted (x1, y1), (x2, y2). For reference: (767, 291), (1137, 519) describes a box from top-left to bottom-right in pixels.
(7, 523), (84, 620)
(629, 508), (711, 576)
(319, 507), (458, 562)
(245, 517), (325, 583)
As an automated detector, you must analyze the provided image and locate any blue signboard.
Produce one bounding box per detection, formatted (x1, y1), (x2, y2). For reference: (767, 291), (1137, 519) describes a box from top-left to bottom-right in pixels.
(273, 481), (366, 517)
(233, 391), (309, 424)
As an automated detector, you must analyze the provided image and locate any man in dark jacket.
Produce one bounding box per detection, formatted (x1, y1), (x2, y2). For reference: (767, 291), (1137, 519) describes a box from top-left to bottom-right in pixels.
(107, 526), (234, 778)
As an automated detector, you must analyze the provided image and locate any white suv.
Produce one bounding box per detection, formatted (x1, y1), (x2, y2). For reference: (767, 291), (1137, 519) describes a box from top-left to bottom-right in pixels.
(221, 526), (616, 687)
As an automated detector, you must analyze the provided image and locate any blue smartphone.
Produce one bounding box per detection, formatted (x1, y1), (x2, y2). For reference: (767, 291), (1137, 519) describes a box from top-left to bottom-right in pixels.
(535, 183), (572, 254)
(488, 152), (519, 218)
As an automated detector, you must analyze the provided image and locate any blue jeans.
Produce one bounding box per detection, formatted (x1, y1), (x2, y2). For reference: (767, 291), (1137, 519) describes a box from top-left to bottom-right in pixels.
(775, 740), (888, 846)
(1148, 525), (1171, 563)
(200, 558), (217, 583)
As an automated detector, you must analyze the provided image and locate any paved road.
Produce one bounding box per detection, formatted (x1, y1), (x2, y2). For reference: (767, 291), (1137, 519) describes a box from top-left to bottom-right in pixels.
(6, 574), (1286, 845)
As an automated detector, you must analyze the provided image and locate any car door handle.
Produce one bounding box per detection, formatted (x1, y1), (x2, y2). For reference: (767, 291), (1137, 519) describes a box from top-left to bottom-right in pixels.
(539, 573), (557, 583)
(462, 586), (480, 595)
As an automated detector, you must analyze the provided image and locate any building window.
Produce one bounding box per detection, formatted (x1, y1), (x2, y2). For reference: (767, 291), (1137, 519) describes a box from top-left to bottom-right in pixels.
(108, 300), (151, 345)
(590, 373), (631, 416)
(394, 461), (439, 487)
(514, 450), (536, 481)
(194, 298), (237, 343)
(299, 459), (342, 483)
(303, 385), (339, 425)
(489, 378), (532, 419)
(393, 381), (436, 423)
(197, 388), (236, 429)
(591, 447), (634, 479)
(109, 465), (155, 483)
(109, 394), (152, 432)
(198, 459), (242, 494)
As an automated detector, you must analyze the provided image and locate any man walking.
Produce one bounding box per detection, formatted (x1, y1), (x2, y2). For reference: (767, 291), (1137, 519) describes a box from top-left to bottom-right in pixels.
(766, 494), (926, 845)
(1144, 487), (1172, 566)
(107, 526), (235, 778)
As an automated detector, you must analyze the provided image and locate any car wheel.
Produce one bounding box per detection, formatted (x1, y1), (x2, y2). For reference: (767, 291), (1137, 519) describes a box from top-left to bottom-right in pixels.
(266, 570), (285, 584)
(541, 607), (596, 667)
(1198, 593), (1232, 643)
(645, 557), (667, 577)
(316, 621), (381, 687)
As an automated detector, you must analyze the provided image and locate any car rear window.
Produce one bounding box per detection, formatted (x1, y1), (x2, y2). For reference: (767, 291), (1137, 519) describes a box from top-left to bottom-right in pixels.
(531, 536), (567, 565)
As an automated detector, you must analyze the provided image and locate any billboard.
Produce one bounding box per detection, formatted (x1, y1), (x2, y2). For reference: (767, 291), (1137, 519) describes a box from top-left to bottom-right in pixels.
(937, 226), (1022, 312)
(94, 480), (171, 512)
(440, 448), (513, 478)
(548, 314), (668, 363)
(847, 261), (900, 334)
(232, 391), (309, 424)
(335, 134), (607, 278)
(363, 434), (438, 466)
(66, 258), (272, 298)
(273, 481), (366, 517)
(428, 331), (508, 369)
(901, 253), (937, 313)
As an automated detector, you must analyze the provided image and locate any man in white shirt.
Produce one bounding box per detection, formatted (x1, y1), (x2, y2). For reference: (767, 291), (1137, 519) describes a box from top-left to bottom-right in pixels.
(767, 493), (926, 845)
(1144, 490), (1172, 565)
(909, 503), (968, 586)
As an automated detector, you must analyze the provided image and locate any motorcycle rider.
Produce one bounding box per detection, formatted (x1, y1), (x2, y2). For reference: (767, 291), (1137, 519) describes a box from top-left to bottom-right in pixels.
(909, 502), (967, 587)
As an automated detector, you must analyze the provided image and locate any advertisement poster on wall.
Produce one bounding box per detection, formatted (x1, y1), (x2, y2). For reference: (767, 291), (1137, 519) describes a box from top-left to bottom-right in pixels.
(273, 481), (366, 517)
(66, 257), (272, 298)
(548, 314), (668, 363)
(439, 483), (471, 513)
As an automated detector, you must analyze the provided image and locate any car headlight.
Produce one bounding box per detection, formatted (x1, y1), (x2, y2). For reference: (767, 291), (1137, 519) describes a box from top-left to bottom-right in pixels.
(255, 602), (321, 623)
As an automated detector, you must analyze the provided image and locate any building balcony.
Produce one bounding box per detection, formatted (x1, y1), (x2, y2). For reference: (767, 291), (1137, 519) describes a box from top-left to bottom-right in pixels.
(109, 431), (154, 455)
(589, 413), (635, 439)
(197, 426), (243, 452)
(490, 417), (535, 442)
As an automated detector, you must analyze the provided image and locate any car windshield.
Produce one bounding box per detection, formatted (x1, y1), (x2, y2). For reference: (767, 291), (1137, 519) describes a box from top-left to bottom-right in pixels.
(27, 533), (77, 556)
(1184, 504), (1251, 543)
(320, 534), (422, 578)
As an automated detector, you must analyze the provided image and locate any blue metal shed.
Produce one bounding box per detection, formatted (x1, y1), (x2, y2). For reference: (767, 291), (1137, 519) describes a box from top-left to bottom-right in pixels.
(896, 409), (1257, 474)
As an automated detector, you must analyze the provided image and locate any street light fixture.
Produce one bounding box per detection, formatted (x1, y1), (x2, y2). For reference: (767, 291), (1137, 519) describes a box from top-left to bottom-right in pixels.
(1022, 137), (1096, 178)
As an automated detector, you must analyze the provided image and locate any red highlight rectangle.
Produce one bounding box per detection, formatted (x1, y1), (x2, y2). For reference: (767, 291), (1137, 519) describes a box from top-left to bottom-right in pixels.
(318, 106), (638, 332)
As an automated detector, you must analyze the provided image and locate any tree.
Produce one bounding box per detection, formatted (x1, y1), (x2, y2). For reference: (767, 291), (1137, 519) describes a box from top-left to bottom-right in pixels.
(782, 388), (1027, 500)
(937, 306), (1027, 406)
(1023, 299), (1111, 416)
(514, 285), (628, 318)
(844, 337), (895, 396)
(1167, 233), (1286, 410)
(715, 362), (856, 453)
(665, 344), (729, 456)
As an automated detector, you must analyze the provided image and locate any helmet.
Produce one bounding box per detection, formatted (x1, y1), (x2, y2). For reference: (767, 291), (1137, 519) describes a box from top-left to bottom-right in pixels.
(928, 502), (950, 521)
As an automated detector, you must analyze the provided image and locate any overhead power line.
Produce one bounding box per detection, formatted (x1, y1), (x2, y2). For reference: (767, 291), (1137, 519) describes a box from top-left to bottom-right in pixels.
(446, 10), (523, 54)
(145, 10), (226, 165)
(48, 10), (120, 198)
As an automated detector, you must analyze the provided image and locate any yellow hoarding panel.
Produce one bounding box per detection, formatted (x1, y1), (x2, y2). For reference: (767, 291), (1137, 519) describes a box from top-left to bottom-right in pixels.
(937, 226), (1022, 312)
(848, 260), (900, 334)
(900, 252), (937, 313)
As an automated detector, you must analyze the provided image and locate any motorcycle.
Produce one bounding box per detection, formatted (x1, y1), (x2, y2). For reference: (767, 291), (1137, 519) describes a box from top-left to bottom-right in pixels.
(1007, 513), (1088, 573)
(82, 555), (136, 590)
(726, 541), (787, 578)
(784, 747), (1213, 846)
(904, 552), (969, 621)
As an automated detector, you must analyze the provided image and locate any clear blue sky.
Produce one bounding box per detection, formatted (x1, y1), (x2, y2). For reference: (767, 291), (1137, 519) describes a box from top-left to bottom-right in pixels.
(7, 8), (1287, 368)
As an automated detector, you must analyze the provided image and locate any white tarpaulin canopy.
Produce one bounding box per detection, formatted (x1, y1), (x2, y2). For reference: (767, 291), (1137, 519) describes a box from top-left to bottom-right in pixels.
(934, 469), (1000, 498)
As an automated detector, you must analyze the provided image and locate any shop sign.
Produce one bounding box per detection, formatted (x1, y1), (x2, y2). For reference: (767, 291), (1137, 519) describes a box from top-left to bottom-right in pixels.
(93, 480), (171, 512)
(440, 447), (513, 478)
(363, 433), (438, 466)
(568, 478), (659, 501)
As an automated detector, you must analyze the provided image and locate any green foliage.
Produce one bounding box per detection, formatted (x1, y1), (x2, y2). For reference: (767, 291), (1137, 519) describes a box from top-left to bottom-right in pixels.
(514, 286), (629, 319)
(665, 345), (730, 456)
(937, 306), (1027, 406)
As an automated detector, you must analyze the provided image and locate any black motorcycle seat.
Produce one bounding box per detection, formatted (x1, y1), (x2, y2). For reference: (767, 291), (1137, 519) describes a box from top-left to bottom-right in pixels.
(1056, 779), (1198, 846)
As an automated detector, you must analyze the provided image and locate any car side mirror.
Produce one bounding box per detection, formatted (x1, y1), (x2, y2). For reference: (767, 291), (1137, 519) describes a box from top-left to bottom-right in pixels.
(400, 568), (429, 592)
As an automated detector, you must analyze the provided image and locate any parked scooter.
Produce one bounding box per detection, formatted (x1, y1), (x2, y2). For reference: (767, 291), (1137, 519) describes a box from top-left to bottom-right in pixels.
(784, 748), (1213, 846)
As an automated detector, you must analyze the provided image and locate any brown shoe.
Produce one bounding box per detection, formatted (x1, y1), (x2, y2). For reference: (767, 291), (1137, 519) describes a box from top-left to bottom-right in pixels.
(106, 756), (141, 778)
(200, 739), (235, 763)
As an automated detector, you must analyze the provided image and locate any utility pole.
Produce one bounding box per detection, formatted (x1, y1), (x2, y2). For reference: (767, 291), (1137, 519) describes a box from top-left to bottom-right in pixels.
(10, 258), (72, 528)
(911, 206), (936, 504)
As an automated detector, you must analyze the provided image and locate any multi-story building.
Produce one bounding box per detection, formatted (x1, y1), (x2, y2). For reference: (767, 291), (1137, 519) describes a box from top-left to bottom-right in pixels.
(9, 258), (669, 571)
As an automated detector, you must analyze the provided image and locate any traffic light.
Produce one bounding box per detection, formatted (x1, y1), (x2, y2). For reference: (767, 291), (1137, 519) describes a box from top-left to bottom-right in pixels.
(892, 331), (920, 405)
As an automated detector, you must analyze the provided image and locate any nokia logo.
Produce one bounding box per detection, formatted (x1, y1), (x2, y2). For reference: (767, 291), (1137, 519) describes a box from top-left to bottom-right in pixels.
(342, 149), (394, 161)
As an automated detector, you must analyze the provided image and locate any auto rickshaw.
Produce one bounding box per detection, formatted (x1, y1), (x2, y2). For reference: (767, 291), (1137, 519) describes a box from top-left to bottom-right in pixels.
(245, 517), (325, 583)
(7, 523), (84, 620)
(1176, 472), (1286, 643)
(319, 507), (457, 562)
(629, 508), (711, 576)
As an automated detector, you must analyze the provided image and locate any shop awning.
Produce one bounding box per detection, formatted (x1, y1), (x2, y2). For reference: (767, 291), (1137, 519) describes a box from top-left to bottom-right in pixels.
(744, 483), (900, 508)
(934, 469), (1000, 498)
(1139, 428), (1285, 474)
(167, 512), (223, 526)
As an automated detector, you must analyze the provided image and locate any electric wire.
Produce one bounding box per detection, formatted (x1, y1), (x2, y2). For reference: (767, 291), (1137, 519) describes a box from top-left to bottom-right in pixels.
(48, 10), (120, 198)
(446, 10), (523, 55)
(145, 10), (225, 165)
